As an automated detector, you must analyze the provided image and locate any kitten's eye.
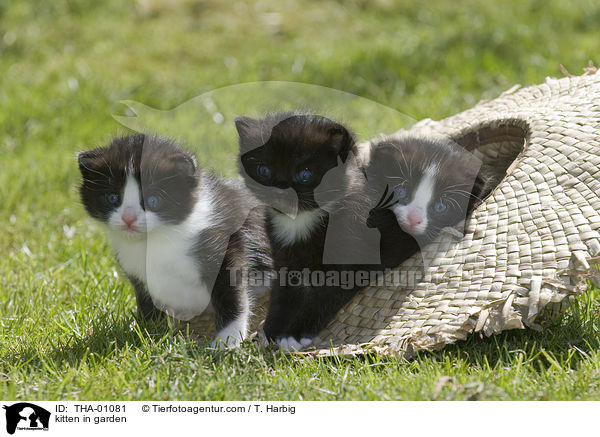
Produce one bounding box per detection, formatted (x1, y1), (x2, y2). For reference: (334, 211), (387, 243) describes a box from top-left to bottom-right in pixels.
(295, 168), (313, 184)
(106, 193), (120, 206)
(256, 164), (271, 180)
(432, 200), (448, 214)
(145, 195), (161, 211)
(394, 185), (408, 201)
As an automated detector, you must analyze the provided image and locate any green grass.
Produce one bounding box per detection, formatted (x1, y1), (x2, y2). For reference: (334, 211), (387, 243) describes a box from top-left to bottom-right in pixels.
(1, 0), (599, 400)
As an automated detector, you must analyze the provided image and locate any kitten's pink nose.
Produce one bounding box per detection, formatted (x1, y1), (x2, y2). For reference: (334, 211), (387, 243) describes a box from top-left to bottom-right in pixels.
(121, 208), (138, 228)
(407, 211), (423, 228)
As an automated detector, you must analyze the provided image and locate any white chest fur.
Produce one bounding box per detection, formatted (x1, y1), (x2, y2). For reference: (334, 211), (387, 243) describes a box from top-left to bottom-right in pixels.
(108, 189), (215, 321)
(269, 209), (325, 246)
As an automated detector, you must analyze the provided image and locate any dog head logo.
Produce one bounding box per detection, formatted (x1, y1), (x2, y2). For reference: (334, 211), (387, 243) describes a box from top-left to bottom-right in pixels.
(3, 403), (50, 435)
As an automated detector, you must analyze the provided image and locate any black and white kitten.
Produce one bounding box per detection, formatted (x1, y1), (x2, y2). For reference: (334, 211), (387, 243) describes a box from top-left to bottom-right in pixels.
(78, 134), (272, 347)
(235, 112), (371, 350)
(365, 135), (495, 267)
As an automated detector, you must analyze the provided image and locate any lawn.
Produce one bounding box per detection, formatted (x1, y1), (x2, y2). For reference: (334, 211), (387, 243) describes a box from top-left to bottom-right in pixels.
(1, 0), (599, 400)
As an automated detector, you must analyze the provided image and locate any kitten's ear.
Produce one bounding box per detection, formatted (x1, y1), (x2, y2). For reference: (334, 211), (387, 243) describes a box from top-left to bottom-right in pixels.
(235, 116), (264, 153)
(170, 153), (198, 176)
(234, 116), (260, 139)
(328, 125), (354, 162)
(77, 148), (103, 174)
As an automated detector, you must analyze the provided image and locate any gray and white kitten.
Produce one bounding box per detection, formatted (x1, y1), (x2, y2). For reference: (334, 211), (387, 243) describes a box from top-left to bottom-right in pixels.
(78, 134), (272, 347)
(365, 135), (495, 267)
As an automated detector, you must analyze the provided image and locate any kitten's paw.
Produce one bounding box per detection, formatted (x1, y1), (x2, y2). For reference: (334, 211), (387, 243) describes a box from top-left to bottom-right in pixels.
(299, 337), (313, 347)
(276, 336), (308, 352)
(211, 328), (244, 349)
(210, 335), (242, 349)
(211, 319), (247, 348)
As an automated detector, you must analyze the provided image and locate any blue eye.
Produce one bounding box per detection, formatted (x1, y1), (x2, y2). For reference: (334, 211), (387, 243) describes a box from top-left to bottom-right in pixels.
(295, 168), (313, 184)
(106, 193), (120, 206)
(146, 195), (160, 211)
(257, 164), (271, 180)
(433, 200), (448, 214)
(394, 185), (408, 201)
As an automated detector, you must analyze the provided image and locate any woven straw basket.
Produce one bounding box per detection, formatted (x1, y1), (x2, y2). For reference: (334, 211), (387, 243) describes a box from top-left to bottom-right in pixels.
(190, 71), (600, 357)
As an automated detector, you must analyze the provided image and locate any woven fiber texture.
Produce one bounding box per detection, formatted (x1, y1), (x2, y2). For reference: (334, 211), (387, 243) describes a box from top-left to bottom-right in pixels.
(309, 72), (600, 357)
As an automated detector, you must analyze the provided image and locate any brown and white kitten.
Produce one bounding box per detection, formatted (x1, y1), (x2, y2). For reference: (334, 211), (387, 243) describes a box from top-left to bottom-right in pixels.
(78, 134), (272, 347)
(235, 112), (371, 350)
(365, 135), (495, 267)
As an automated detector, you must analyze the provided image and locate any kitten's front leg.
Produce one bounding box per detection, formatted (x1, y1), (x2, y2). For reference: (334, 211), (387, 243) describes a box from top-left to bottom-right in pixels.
(263, 284), (300, 340)
(210, 276), (249, 348)
(278, 285), (360, 351)
(263, 284), (317, 351)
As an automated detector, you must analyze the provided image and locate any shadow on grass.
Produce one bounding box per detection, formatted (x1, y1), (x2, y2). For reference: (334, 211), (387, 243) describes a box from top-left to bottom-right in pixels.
(5, 288), (598, 377)
(302, 290), (600, 374)
(3, 312), (176, 369)
(19, 311), (268, 370)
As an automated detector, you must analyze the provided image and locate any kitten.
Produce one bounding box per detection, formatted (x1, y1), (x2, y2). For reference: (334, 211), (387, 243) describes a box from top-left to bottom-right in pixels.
(235, 112), (372, 350)
(365, 135), (495, 267)
(78, 134), (272, 347)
